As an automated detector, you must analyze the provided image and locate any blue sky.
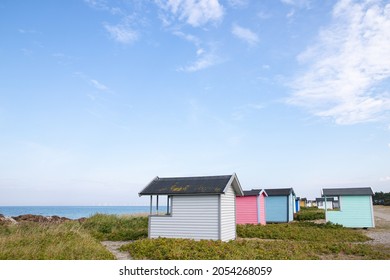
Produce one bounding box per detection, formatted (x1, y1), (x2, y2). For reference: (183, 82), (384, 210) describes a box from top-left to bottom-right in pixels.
(1, 0), (390, 206)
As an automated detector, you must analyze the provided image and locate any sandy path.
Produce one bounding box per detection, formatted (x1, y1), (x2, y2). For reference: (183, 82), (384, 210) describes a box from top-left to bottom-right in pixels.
(364, 206), (390, 247)
(101, 241), (132, 260)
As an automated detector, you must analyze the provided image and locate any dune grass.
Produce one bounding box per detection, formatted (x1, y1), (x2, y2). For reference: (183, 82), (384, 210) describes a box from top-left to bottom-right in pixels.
(0, 222), (115, 260)
(81, 213), (148, 241)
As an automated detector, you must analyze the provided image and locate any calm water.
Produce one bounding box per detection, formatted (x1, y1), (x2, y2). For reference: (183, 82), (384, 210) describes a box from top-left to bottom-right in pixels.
(0, 206), (153, 219)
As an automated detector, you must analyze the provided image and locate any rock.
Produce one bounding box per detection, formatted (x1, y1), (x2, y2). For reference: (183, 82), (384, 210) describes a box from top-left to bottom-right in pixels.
(0, 214), (17, 225)
(11, 214), (71, 224)
(77, 217), (87, 223)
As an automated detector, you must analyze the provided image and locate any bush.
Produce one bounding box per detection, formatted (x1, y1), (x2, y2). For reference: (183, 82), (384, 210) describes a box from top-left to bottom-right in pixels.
(121, 237), (388, 260)
(237, 221), (369, 242)
(295, 207), (325, 221)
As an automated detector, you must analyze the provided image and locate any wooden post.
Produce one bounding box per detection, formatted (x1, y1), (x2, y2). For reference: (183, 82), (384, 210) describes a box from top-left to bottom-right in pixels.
(150, 195), (152, 215)
(156, 195), (159, 214)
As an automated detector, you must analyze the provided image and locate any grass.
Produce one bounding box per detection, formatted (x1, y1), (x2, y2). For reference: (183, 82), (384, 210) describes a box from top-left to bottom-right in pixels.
(121, 220), (386, 260)
(122, 237), (388, 260)
(1, 213), (388, 260)
(0, 221), (115, 260)
(294, 207), (325, 221)
(237, 222), (370, 242)
(81, 213), (148, 241)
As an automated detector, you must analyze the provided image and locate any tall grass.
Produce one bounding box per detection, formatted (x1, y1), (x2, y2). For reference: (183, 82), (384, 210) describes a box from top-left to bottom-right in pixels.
(81, 214), (148, 241)
(0, 222), (115, 260)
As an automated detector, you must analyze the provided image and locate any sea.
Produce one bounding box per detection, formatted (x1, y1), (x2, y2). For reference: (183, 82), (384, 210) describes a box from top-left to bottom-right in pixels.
(0, 206), (154, 220)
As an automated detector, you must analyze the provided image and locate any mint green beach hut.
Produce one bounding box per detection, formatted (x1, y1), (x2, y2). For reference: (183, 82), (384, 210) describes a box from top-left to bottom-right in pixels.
(322, 187), (375, 228)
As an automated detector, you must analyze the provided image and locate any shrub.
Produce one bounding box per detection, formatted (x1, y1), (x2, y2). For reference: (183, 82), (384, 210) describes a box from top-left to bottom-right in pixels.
(121, 237), (389, 260)
(295, 207), (325, 221)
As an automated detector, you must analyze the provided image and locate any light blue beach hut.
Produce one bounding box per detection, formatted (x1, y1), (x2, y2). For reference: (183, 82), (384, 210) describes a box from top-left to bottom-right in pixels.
(322, 187), (375, 228)
(264, 188), (295, 223)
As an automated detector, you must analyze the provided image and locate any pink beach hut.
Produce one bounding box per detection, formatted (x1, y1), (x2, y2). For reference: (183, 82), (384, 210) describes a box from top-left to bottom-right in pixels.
(236, 189), (268, 225)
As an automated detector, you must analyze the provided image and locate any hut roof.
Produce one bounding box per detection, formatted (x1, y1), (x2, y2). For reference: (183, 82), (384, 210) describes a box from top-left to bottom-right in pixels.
(264, 188), (295, 196)
(322, 187), (374, 196)
(139, 173), (243, 196)
(242, 189), (268, 196)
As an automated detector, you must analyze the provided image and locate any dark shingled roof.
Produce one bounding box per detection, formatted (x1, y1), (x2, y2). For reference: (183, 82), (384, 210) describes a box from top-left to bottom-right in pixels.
(322, 187), (373, 196)
(139, 174), (241, 196)
(243, 189), (265, 196)
(264, 188), (295, 196)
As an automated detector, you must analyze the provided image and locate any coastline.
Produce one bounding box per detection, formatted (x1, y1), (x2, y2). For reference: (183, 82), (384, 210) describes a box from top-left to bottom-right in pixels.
(0, 205), (152, 219)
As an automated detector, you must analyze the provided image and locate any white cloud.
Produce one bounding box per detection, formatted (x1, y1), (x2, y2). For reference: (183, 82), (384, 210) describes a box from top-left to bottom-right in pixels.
(156, 0), (224, 27)
(231, 24), (259, 46)
(103, 23), (138, 44)
(90, 79), (109, 91)
(174, 31), (220, 72)
(288, 0), (390, 125)
(178, 51), (219, 72)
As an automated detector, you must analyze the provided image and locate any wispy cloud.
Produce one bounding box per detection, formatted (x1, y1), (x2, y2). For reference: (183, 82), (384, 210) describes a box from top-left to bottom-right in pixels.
(231, 23), (259, 46)
(280, 0), (311, 9)
(228, 0), (248, 8)
(174, 31), (221, 72)
(287, 0), (390, 125)
(103, 23), (138, 44)
(178, 50), (219, 72)
(18, 28), (37, 34)
(84, 0), (123, 15)
(75, 72), (112, 94)
(156, 0), (224, 27)
(90, 79), (109, 91)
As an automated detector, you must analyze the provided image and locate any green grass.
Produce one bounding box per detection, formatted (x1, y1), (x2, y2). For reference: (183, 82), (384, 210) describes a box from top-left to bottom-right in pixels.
(1, 214), (387, 260)
(0, 222), (115, 260)
(122, 237), (388, 260)
(295, 207), (325, 221)
(237, 222), (370, 242)
(81, 213), (148, 241)
(121, 221), (385, 260)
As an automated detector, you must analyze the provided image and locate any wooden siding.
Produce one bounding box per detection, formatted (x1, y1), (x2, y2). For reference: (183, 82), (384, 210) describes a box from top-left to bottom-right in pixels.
(259, 194), (266, 225)
(236, 196), (258, 224)
(220, 185), (236, 241)
(326, 195), (374, 228)
(265, 196), (288, 222)
(149, 195), (220, 240)
(288, 194), (294, 221)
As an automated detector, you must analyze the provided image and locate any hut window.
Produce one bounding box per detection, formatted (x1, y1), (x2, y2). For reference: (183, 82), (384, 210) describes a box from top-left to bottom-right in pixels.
(332, 196), (340, 210)
(166, 196), (172, 215)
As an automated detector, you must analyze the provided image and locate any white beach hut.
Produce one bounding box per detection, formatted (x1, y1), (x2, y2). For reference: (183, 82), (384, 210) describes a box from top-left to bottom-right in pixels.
(138, 173), (244, 241)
